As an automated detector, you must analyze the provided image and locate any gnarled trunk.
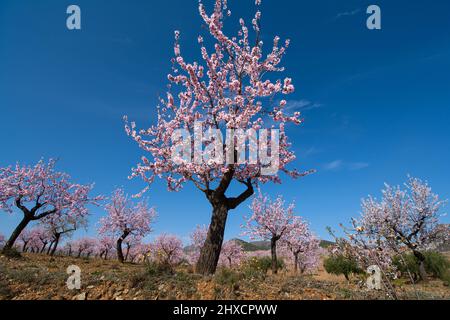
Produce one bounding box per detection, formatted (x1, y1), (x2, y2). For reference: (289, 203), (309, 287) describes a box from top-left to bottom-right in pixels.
(117, 230), (130, 263)
(2, 216), (31, 253)
(50, 234), (61, 256)
(196, 202), (229, 275)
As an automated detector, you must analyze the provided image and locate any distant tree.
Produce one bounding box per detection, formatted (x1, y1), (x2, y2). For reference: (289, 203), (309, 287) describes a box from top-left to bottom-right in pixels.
(281, 219), (321, 274)
(42, 213), (87, 256)
(0, 233), (5, 247)
(73, 238), (97, 258)
(0, 159), (99, 252)
(17, 229), (33, 252)
(150, 234), (184, 268)
(243, 193), (298, 274)
(99, 188), (156, 263)
(188, 225), (208, 265)
(97, 236), (116, 260)
(124, 0), (312, 275)
(219, 240), (244, 268)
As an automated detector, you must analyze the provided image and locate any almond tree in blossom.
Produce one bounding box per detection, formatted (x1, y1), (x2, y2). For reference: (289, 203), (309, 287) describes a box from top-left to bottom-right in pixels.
(17, 229), (33, 252)
(344, 177), (448, 281)
(73, 237), (97, 258)
(188, 225), (208, 265)
(98, 188), (157, 263)
(150, 234), (184, 269)
(0, 159), (99, 253)
(42, 213), (87, 256)
(281, 221), (321, 274)
(97, 236), (116, 260)
(243, 193), (298, 274)
(124, 0), (312, 275)
(219, 240), (244, 268)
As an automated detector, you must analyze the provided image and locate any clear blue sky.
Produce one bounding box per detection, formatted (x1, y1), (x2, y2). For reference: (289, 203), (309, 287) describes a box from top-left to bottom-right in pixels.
(1, 0), (449, 243)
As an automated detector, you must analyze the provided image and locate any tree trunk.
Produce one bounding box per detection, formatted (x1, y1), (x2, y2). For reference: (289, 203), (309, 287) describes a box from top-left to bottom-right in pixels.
(413, 250), (428, 281)
(47, 241), (54, 255)
(40, 243), (48, 253)
(270, 237), (279, 275)
(50, 234), (61, 256)
(294, 253), (299, 273)
(196, 202), (229, 275)
(125, 244), (130, 262)
(2, 216), (31, 253)
(22, 241), (29, 253)
(117, 231), (129, 263)
(228, 257), (232, 269)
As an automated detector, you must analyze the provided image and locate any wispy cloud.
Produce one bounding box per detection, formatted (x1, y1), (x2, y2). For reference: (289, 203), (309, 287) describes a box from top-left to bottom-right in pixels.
(334, 8), (361, 20)
(284, 99), (323, 112)
(323, 160), (369, 171)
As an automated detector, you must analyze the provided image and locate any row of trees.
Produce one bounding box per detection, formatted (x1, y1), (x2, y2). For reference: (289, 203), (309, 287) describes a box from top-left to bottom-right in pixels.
(1, 185), (321, 275)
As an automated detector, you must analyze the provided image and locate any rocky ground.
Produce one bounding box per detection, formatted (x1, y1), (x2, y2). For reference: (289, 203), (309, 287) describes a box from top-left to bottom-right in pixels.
(0, 253), (449, 300)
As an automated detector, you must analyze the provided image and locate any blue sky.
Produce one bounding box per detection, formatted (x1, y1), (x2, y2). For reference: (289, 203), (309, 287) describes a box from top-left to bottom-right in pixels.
(1, 0), (449, 244)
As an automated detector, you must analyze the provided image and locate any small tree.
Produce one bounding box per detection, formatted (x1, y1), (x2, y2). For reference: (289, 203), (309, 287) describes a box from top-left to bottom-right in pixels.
(42, 213), (86, 256)
(243, 193), (298, 274)
(99, 188), (156, 263)
(219, 240), (244, 268)
(17, 229), (33, 252)
(97, 236), (116, 260)
(73, 237), (97, 258)
(281, 220), (321, 274)
(188, 225), (208, 265)
(150, 234), (184, 269)
(0, 159), (99, 252)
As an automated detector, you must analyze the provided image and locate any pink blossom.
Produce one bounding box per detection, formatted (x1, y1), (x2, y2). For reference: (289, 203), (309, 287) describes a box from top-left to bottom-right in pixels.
(149, 234), (184, 267)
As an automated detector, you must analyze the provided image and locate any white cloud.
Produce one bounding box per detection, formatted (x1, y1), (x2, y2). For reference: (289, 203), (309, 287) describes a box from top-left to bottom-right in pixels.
(324, 160), (343, 171)
(334, 9), (361, 20)
(284, 99), (322, 112)
(323, 160), (369, 171)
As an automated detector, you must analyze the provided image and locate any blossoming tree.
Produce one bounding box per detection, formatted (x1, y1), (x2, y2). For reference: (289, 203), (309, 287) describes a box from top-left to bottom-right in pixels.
(346, 177), (448, 281)
(124, 0), (311, 274)
(41, 213), (87, 256)
(150, 234), (184, 269)
(243, 193), (298, 274)
(281, 221), (321, 274)
(188, 225), (208, 265)
(97, 236), (116, 260)
(0, 159), (99, 253)
(98, 188), (156, 263)
(219, 240), (244, 268)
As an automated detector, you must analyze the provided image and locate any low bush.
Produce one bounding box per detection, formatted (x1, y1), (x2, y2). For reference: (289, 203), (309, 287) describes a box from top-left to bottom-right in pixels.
(241, 256), (284, 280)
(393, 251), (450, 283)
(324, 254), (363, 280)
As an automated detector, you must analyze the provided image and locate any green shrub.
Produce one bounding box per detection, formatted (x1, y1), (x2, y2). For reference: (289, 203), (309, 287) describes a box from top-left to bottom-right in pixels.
(214, 268), (242, 288)
(145, 260), (174, 276)
(393, 251), (450, 282)
(324, 254), (363, 280)
(241, 256), (284, 280)
(1, 247), (22, 259)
